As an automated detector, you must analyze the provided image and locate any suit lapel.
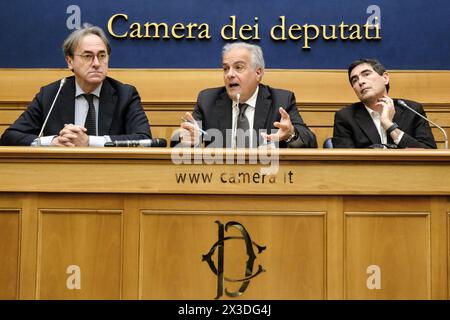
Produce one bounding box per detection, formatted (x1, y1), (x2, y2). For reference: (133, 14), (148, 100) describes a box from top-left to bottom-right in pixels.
(98, 78), (117, 135)
(253, 84), (271, 131)
(215, 91), (232, 146)
(354, 103), (381, 145)
(392, 104), (405, 127)
(54, 76), (76, 129)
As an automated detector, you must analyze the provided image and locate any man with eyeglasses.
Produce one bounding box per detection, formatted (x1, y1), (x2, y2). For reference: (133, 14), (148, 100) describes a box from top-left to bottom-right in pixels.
(332, 58), (436, 149)
(175, 42), (317, 148)
(0, 26), (151, 146)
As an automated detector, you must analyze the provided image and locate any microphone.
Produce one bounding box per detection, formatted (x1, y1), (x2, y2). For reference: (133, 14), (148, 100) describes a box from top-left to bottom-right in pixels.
(397, 99), (448, 149)
(233, 93), (241, 148)
(104, 138), (167, 147)
(37, 78), (66, 146)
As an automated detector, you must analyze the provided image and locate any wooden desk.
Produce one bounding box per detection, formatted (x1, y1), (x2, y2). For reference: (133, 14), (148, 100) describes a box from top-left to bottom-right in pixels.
(0, 147), (449, 299)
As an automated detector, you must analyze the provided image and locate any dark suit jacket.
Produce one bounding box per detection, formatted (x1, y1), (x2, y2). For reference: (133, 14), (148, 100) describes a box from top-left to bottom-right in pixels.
(190, 84), (317, 148)
(332, 99), (437, 149)
(0, 76), (151, 146)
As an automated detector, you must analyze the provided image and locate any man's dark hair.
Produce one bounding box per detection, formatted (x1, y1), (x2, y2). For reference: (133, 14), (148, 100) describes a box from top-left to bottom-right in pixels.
(348, 58), (389, 93)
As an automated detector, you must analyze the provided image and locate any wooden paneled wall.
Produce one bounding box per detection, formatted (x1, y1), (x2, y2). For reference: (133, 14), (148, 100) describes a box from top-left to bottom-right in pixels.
(1, 69), (449, 148)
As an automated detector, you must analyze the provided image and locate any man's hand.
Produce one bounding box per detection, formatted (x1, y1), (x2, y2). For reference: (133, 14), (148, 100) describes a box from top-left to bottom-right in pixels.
(178, 112), (202, 146)
(50, 135), (73, 147)
(56, 124), (89, 147)
(262, 107), (295, 142)
(376, 95), (396, 130)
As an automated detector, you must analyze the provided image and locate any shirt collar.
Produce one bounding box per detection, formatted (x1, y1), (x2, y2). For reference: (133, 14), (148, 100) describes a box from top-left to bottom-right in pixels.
(234, 86), (259, 109)
(364, 104), (381, 119)
(75, 81), (102, 98)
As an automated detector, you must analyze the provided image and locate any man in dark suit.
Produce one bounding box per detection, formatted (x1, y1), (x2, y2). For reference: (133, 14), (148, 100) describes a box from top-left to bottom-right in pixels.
(177, 42), (317, 148)
(332, 58), (436, 149)
(0, 26), (151, 147)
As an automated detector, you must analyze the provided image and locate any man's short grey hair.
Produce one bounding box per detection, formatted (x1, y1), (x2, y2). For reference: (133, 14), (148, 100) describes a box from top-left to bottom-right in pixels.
(63, 25), (111, 57)
(222, 42), (265, 70)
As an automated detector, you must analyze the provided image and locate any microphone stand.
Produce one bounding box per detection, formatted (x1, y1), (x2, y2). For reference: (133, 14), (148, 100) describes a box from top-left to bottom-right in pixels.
(37, 78), (66, 146)
(398, 99), (448, 149)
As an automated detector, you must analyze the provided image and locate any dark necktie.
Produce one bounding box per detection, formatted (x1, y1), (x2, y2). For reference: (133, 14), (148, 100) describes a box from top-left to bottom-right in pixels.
(236, 103), (250, 148)
(82, 94), (97, 136)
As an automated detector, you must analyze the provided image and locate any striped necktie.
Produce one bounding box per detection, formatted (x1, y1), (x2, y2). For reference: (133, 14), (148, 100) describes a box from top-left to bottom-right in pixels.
(82, 94), (97, 136)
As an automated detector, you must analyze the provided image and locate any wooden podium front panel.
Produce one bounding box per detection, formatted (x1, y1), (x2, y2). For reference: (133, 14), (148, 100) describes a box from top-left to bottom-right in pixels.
(138, 195), (326, 299)
(0, 208), (20, 299)
(35, 196), (124, 300)
(0, 149), (449, 299)
(344, 197), (431, 299)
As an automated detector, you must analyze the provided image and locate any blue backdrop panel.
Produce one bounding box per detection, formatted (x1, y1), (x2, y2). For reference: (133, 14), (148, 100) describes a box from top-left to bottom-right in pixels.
(0, 0), (449, 69)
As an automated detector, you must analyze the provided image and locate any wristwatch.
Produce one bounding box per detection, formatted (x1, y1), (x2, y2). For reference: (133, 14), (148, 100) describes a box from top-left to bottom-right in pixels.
(285, 128), (298, 144)
(386, 122), (399, 135)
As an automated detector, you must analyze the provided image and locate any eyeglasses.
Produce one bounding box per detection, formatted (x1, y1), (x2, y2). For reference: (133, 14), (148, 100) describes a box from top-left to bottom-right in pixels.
(74, 52), (109, 64)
